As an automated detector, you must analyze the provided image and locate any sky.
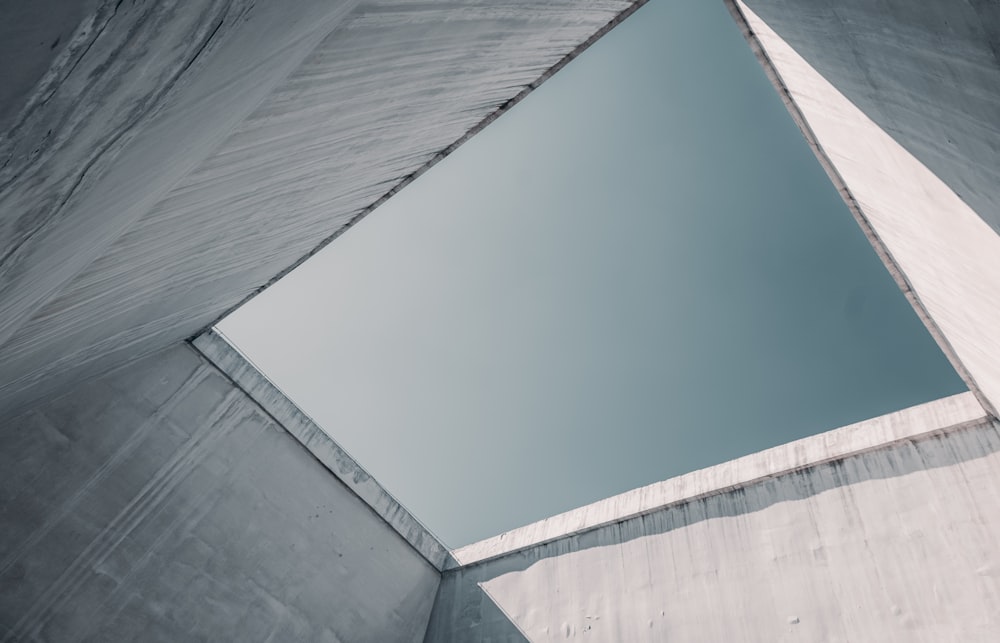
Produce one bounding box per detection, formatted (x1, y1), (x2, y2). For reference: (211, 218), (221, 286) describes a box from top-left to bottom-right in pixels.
(219, 0), (965, 547)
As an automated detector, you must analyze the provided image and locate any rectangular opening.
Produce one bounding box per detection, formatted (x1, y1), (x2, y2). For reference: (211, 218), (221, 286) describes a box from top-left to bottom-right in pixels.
(215, 0), (966, 548)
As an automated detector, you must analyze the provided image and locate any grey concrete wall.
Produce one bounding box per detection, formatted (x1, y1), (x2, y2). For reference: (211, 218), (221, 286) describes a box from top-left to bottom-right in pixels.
(0, 342), (441, 642)
(425, 393), (1000, 641)
(193, 329), (452, 571)
(0, 0), (100, 132)
(5, 1), (1000, 639)
(0, 0), (639, 418)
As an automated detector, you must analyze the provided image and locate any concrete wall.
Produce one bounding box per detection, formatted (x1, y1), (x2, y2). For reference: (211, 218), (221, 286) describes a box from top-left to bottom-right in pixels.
(425, 393), (1000, 641)
(0, 0), (640, 417)
(5, 1), (1000, 640)
(0, 340), (441, 642)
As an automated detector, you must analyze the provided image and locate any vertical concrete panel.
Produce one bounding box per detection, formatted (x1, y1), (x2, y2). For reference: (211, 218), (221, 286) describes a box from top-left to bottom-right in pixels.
(0, 344), (439, 642)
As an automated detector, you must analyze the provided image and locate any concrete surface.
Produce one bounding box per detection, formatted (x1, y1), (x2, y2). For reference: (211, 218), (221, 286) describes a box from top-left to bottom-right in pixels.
(726, 0), (1000, 418)
(4, 0), (1000, 640)
(736, 0), (1000, 236)
(426, 393), (1000, 641)
(0, 0), (99, 133)
(192, 328), (451, 571)
(0, 0), (639, 418)
(0, 343), (441, 642)
(448, 392), (986, 568)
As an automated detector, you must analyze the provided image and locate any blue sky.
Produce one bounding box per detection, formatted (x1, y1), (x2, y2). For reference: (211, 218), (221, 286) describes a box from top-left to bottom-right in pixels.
(220, 0), (964, 547)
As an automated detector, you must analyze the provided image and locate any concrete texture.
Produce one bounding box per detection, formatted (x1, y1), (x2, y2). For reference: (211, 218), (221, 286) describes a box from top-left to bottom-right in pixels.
(192, 329), (451, 571)
(4, 0), (1000, 640)
(0, 343), (441, 642)
(0, 0), (100, 133)
(448, 392), (986, 568)
(426, 393), (1000, 641)
(0, 0), (639, 418)
(726, 0), (1000, 418)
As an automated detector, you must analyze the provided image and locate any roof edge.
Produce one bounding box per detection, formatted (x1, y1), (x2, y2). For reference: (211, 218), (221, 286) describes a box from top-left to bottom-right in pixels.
(198, 0), (651, 336)
(191, 328), (453, 571)
(448, 391), (987, 570)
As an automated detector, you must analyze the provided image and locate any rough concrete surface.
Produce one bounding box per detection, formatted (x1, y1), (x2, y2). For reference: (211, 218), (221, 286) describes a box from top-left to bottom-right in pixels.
(449, 392), (986, 568)
(0, 0), (637, 418)
(427, 397), (1000, 641)
(3, 0), (1000, 641)
(0, 0), (100, 133)
(192, 329), (451, 571)
(0, 344), (440, 642)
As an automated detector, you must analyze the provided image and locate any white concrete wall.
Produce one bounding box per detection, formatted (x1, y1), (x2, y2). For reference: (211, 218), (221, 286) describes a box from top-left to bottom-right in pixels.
(425, 394), (1000, 641)
(0, 341), (441, 642)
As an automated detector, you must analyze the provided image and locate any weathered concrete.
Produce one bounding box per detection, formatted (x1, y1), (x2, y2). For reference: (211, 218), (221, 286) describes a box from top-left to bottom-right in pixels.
(4, 0), (1000, 640)
(427, 393), (1000, 641)
(0, 0), (99, 133)
(0, 342), (441, 642)
(0, 0), (640, 418)
(193, 328), (451, 571)
(448, 392), (986, 568)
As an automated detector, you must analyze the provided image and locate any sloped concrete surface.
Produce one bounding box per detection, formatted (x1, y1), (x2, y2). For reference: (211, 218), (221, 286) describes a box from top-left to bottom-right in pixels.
(0, 0), (637, 417)
(737, 0), (1000, 237)
(0, 343), (440, 642)
(192, 328), (451, 571)
(426, 394), (1000, 641)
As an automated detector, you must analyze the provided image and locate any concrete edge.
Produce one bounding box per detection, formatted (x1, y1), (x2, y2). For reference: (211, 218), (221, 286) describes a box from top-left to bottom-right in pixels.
(723, 0), (998, 419)
(190, 328), (452, 571)
(448, 391), (987, 569)
(197, 0), (651, 336)
(186, 0), (995, 577)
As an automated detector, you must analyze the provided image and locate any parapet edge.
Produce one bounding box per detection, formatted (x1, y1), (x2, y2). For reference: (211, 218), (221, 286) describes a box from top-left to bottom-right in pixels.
(448, 391), (988, 570)
(191, 328), (452, 571)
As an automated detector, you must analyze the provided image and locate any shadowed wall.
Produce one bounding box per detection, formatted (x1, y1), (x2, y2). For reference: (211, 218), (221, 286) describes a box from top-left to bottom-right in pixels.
(0, 344), (440, 642)
(0, 0), (637, 418)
